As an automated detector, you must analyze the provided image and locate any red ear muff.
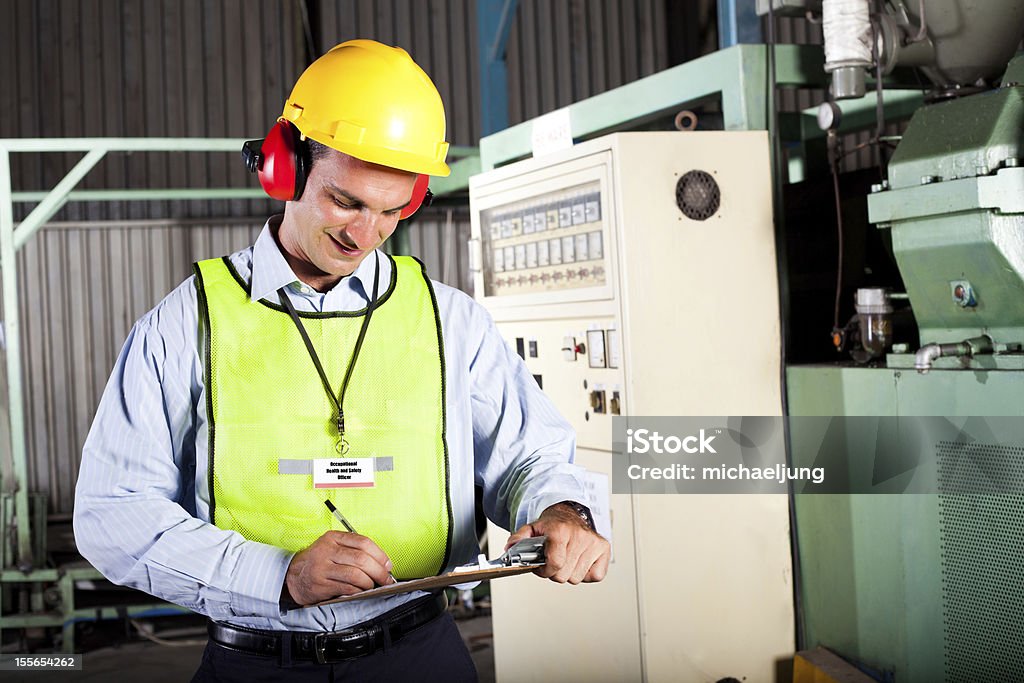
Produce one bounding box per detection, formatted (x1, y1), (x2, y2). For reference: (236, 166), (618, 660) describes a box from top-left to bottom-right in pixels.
(244, 128), (424, 209)
(400, 174), (432, 220)
(242, 121), (309, 201)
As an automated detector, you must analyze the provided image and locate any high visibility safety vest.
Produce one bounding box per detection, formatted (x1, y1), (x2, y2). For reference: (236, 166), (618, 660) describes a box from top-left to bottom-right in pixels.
(194, 255), (452, 579)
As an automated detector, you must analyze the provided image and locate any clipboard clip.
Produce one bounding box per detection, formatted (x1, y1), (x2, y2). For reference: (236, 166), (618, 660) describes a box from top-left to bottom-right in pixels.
(500, 536), (546, 567)
(454, 536), (548, 573)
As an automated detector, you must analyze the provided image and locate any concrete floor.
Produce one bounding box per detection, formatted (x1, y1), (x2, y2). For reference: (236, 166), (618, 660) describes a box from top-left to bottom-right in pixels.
(5, 611), (495, 683)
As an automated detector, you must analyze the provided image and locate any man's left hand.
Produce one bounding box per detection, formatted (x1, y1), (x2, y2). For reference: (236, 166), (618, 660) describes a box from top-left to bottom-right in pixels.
(505, 503), (610, 585)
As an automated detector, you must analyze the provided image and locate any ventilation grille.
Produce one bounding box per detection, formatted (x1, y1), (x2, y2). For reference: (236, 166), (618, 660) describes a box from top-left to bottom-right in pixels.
(937, 441), (1024, 494)
(675, 170), (720, 220)
(938, 442), (1024, 683)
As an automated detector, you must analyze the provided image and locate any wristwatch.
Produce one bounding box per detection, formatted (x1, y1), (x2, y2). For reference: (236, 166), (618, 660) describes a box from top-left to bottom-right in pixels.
(557, 500), (596, 532)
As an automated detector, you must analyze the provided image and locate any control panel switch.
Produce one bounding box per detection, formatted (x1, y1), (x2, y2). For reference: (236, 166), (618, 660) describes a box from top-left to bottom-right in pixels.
(562, 336), (577, 361)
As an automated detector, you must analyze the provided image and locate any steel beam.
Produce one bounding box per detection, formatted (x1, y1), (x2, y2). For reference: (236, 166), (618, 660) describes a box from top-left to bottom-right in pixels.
(14, 149), (105, 249)
(477, 0), (519, 137)
(478, 43), (825, 170)
(0, 149), (31, 569)
(796, 89), (924, 140)
(868, 168), (1024, 224)
(13, 187), (264, 207)
(0, 138), (247, 153)
(430, 155), (482, 197)
(0, 567), (103, 582)
(718, 0), (764, 48)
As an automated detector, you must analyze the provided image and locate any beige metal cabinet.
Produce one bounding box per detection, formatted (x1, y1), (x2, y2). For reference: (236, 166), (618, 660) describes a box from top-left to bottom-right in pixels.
(470, 132), (794, 682)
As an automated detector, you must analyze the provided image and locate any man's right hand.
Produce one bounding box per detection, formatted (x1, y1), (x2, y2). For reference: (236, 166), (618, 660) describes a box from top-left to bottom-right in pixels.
(283, 531), (395, 606)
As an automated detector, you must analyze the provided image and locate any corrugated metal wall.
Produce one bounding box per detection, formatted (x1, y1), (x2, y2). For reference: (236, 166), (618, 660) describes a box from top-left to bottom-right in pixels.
(505, 0), (670, 124)
(1, 0), (679, 220)
(1, 0), (688, 513)
(1, 0), (304, 222)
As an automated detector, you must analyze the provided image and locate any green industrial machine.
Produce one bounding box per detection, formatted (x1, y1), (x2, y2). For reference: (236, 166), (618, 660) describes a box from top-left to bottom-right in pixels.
(784, 1), (1024, 680)
(870, 58), (1024, 353)
(788, 369), (1024, 682)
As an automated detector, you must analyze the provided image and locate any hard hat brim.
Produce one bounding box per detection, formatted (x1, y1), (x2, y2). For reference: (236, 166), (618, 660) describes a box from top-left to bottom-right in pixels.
(304, 130), (451, 178)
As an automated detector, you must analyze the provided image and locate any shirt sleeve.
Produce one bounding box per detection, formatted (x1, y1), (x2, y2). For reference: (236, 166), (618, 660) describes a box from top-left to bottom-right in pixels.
(466, 298), (590, 531)
(73, 278), (293, 620)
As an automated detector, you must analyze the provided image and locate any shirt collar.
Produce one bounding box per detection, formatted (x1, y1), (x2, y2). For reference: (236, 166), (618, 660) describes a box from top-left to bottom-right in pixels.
(249, 215), (383, 303)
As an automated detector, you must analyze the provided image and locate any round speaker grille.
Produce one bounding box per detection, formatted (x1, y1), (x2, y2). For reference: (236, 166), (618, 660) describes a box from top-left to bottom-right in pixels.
(675, 170), (720, 221)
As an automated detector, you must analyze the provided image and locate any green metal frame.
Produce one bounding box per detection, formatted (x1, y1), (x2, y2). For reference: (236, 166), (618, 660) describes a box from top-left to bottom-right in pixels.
(472, 42), (926, 187)
(0, 138), (264, 572)
(0, 566), (192, 653)
(430, 155), (483, 197)
(478, 43), (829, 170)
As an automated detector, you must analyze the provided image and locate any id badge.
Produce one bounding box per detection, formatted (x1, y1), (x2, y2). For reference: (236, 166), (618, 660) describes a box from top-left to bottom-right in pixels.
(313, 458), (376, 489)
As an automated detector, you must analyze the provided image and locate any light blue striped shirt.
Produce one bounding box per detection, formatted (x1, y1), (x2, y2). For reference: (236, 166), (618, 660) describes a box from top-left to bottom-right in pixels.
(74, 216), (587, 631)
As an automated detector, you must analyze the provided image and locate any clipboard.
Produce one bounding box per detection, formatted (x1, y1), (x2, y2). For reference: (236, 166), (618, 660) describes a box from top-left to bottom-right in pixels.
(315, 536), (546, 605)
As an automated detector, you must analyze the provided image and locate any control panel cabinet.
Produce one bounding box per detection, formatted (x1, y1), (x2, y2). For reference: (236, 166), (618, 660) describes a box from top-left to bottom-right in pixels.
(470, 132), (794, 682)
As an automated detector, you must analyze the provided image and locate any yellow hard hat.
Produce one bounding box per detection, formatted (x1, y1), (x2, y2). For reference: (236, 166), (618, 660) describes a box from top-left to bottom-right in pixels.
(281, 39), (451, 177)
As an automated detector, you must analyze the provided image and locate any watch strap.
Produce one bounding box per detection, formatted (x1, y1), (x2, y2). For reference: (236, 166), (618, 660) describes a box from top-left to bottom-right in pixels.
(557, 500), (596, 532)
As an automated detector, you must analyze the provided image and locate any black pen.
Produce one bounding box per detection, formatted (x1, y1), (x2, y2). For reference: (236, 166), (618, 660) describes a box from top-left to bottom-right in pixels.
(324, 499), (397, 584)
(324, 499), (357, 533)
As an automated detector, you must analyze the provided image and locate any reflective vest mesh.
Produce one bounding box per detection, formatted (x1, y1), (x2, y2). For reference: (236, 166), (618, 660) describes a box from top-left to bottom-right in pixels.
(195, 255), (451, 579)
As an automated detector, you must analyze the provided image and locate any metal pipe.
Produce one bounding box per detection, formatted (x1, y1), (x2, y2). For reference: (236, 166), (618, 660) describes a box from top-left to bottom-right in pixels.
(914, 343), (943, 373)
(908, 0), (928, 43)
(0, 149), (31, 569)
(0, 138), (247, 153)
(488, 0), (518, 62)
(12, 188), (265, 204)
(718, 0), (763, 49)
(14, 216), (267, 231)
(914, 334), (994, 374)
(14, 149), (105, 249)
(477, 0), (517, 136)
(822, 0), (872, 99)
(0, 138), (477, 158)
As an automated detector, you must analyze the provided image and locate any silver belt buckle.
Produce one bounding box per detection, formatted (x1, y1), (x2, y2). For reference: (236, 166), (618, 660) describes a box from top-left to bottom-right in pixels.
(313, 632), (329, 664)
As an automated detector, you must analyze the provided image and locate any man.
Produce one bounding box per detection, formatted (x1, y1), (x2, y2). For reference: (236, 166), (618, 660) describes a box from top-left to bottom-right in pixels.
(74, 39), (609, 681)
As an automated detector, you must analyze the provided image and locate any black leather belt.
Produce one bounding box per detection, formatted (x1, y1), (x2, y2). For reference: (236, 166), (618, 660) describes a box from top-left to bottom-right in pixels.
(207, 592), (447, 664)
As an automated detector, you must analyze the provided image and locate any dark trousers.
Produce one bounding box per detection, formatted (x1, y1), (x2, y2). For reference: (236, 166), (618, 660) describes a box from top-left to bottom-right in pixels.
(191, 612), (478, 683)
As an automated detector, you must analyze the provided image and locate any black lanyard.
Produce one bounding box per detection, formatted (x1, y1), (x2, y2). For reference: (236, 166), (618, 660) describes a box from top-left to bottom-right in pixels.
(277, 253), (381, 455)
